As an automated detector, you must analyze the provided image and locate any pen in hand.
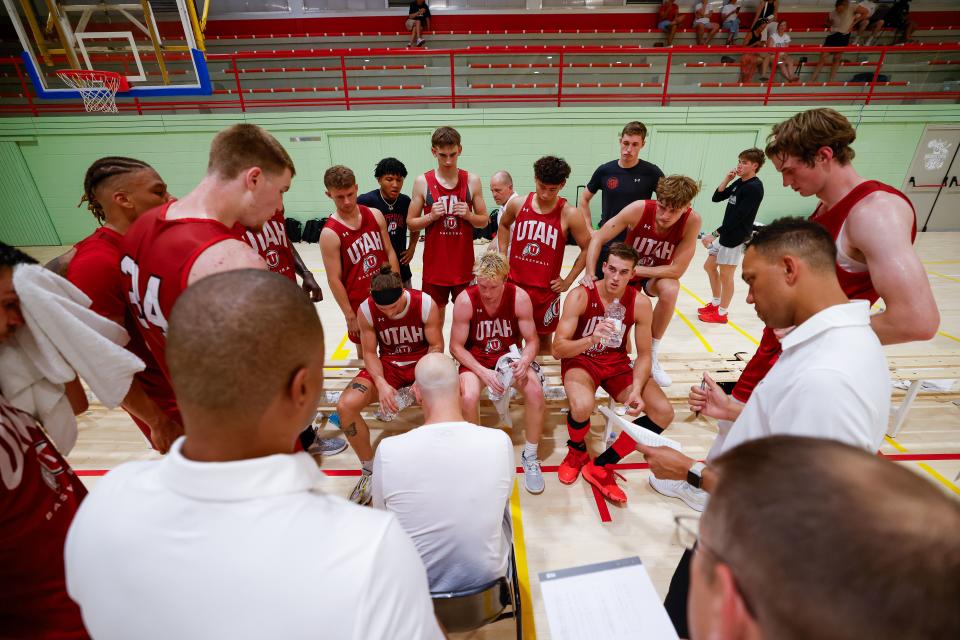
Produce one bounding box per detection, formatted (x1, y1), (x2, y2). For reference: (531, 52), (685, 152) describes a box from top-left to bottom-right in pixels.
(695, 375), (706, 418)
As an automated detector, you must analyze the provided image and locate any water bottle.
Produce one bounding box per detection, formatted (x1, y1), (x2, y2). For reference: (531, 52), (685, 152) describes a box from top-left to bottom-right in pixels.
(601, 297), (626, 348)
(488, 346), (520, 402)
(377, 386), (415, 422)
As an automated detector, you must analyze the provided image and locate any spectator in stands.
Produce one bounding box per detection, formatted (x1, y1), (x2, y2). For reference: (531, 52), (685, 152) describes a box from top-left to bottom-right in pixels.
(66, 270), (443, 639)
(852, 1), (884, 45)
(738, 21), (770, 83)
(693, 0), (720, 45)
(372, 353), (514, 592)
(657, 0), (683, 47)
(685, 436), (960, 640)
(0, 244), (89, 640)
(406, 0), (431, 49)
(749, 0), (777, 32)
(811, 0), (870, 83)
(768, 20), (800, 82)
(886, 0), (917, 44)
(357, 158), (418, 289)
(720, 0), (741, 45)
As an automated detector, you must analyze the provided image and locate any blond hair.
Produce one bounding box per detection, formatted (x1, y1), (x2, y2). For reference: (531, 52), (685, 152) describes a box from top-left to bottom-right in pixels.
(656, 175), (701, 209)
(473, 251), (510, 281)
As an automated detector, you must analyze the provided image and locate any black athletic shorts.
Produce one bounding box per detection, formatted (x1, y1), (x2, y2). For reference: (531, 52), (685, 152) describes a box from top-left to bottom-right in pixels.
(824, 31), (851, 47)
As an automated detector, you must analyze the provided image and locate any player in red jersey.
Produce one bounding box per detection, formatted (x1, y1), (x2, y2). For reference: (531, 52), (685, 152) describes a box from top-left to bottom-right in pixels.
(710, 108), (938, 412)
(121, 124), (293, 379)
(449, 252), (546, 495)
(65, 157), (184, 452)
(583, 175), (702, 388)
(0, 245), (89, 639)
(554, 243), (675, 505)
(240, 207), (322, 301)
(336, 267), (443, 505)
(320, 165), (400, 352)
(407, 126), (490, 325)
(497, 156), (592, 355)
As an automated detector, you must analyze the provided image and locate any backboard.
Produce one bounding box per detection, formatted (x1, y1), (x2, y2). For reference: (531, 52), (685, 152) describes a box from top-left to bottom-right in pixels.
(3, 0), (211, 100)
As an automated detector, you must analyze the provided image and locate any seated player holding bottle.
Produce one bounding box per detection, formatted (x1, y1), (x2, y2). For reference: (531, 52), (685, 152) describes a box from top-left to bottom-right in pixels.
(450, 252), (547, 495)
(553, 242), (676, 505)
(335, 267), (444, 505)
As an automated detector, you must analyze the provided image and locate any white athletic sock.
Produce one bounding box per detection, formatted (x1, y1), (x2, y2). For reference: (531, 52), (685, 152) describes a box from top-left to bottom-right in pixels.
(711, 297), (721, 306)
(652, 338), (661, 354)
(718, 307), (728, 316)
(523, 441), (538, 460)
(361, 460), (373, 475)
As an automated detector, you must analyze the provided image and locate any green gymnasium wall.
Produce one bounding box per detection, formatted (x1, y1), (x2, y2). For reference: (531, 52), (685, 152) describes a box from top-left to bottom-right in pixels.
(1, 104), (959, 246)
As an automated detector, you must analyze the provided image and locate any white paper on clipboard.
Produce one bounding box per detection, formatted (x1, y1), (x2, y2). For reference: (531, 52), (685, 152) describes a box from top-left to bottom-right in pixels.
(539, 557), (679, 640)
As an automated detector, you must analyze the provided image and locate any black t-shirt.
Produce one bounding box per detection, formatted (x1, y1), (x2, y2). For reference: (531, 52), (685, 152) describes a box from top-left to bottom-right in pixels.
(357, 189), (413, 280)
(408, 1), (431, 24)
(586, 159), (665, 240)
(711, 176), (764, 247)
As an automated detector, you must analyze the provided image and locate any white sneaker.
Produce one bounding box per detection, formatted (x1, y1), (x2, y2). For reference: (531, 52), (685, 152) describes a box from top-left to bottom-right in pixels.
(349, 473), (373, 506)
(648, 475), (708, 512)
(651, 356), (672, 387)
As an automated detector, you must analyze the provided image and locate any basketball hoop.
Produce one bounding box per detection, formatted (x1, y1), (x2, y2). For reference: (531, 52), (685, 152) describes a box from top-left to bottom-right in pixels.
(56, 70), (129, 113)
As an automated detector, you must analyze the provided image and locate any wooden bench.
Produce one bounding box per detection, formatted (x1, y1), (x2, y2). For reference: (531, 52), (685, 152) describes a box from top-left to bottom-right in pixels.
(886, 352), (960, 437)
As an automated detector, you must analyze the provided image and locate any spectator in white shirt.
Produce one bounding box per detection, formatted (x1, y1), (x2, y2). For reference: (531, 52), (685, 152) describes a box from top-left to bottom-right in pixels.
(720, 0), (741, 44)
(65, 270), (442, 640)
(692, 0), (720, 45)
(373, 353), (514, 592)
(767, 20), (799, 82)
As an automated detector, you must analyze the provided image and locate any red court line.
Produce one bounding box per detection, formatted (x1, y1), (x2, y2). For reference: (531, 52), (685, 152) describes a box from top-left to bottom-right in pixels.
(591, 485), (613, 523)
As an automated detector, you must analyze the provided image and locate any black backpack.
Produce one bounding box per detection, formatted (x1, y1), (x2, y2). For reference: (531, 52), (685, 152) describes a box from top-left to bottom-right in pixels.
(285, 217), (303, 243)
(301, 218), (323, 243)
(852, 72), (889, 83)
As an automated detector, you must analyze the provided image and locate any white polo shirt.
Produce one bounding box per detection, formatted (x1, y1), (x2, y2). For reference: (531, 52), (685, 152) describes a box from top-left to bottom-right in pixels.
(719, 300), (890, 456)
(65, 438), (443, 640)
(372, 422), (514, 592)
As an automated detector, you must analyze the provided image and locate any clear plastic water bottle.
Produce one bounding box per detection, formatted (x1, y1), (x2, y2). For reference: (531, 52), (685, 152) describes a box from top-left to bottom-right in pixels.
(601, 297), (626, 348)
(377, 386), (415, 421)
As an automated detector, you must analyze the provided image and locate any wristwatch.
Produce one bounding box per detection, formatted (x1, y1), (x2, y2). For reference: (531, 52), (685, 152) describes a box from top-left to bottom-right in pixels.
(687, 462), (707, 489)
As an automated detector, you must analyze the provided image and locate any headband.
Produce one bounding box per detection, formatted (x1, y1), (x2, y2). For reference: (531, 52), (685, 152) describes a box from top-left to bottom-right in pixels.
(372, 286), (404, 306)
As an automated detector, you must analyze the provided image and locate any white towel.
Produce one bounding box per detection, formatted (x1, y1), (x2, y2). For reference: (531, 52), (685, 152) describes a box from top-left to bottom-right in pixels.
(0, 264), (144, 452)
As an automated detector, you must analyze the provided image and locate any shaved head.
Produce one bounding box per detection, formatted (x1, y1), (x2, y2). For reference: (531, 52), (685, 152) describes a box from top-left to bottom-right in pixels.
(168, 269), (324, 418)
(414, 353), (460, 399)
(491, 170), (513, 187)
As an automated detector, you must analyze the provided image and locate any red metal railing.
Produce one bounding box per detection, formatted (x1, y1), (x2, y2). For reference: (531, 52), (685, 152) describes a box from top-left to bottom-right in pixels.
(0, 42), (957, 115)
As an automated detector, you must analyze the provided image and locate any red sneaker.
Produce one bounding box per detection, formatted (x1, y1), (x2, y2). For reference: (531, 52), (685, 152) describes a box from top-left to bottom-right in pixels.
(582, 461), (628, 504)
(698, 307), (729, 324)
(697, 302), (717, 314)
(558, 447), (589, 484)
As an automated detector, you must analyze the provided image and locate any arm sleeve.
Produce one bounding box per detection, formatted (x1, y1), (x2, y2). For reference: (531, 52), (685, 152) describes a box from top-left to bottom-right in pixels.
(711, 183), (734, 203)
(734, 182), (764, 221)
(356, 518), (444, 640)
(586, 166), (604, 194)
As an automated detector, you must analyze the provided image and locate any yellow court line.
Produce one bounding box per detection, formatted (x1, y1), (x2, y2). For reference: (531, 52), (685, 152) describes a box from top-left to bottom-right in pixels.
(922, 260), (960, 264)
(926, 269), (960, 284)
(884, 437), (960, 495)
(938, 330), (960, 344)
(679, 284), (760, 346)
(674, 308), (713, 353)
(331, 332), (352, 360)
(510, 480), (537, 639)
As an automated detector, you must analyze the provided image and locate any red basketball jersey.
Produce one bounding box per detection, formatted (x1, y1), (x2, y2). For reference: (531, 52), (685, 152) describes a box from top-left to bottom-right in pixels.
(731, 180), (918, 404)
(811, 180), (916, 305)
(423, 169), (474, 287)
(464, 283), (522, 369)
(325, 205), (389, 311)
(364, 289), (431, 364)
(625, 200), (691, 269)
(241, 208), (296, 282)
(567, 283), (638, 360)
(67, 227), (181, 433)
(120, 201), (239, 379)
(0, 399), (89, 640)
(509, 192), (566, 286)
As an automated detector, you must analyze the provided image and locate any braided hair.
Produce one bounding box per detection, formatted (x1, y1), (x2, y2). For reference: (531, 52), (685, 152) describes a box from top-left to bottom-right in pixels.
(80, 156), (154, 224)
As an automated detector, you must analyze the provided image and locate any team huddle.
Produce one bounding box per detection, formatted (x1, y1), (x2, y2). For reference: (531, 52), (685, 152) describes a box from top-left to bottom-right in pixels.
(57, 108), (937, 514)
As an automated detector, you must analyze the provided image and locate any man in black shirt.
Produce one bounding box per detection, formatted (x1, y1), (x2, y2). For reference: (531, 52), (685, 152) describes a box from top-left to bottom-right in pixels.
(698, 148), (765, 324)
(406, 0), (431, 48)
(579, 121), (665, 280)
(357, 157), (418, 288)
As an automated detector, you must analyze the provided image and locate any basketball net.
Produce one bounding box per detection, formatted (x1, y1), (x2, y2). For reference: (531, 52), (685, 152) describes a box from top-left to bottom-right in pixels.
(57, 70), (129, 113)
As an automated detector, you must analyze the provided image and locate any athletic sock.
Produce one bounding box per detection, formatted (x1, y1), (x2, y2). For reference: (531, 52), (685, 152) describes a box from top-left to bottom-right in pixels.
(361, 460), (373, 475)
(711, 297), (721, 306)
(594, 431), (637, 467)
(718, 307), (728, 316)
(633, 414), (665, 435)
(566, 414), (591, 448)
(523, 441), (538, 460)
(652, 338), (661, 354)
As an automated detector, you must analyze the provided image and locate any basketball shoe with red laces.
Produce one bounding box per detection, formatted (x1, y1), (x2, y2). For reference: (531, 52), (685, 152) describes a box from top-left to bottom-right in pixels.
(698, 306), (729, 324)
(558, 446), (589, 484)
(582, 461), (628, 504)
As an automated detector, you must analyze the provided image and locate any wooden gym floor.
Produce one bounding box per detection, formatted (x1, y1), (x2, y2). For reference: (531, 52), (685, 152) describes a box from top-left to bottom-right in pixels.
(23, 233), (960, 639)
